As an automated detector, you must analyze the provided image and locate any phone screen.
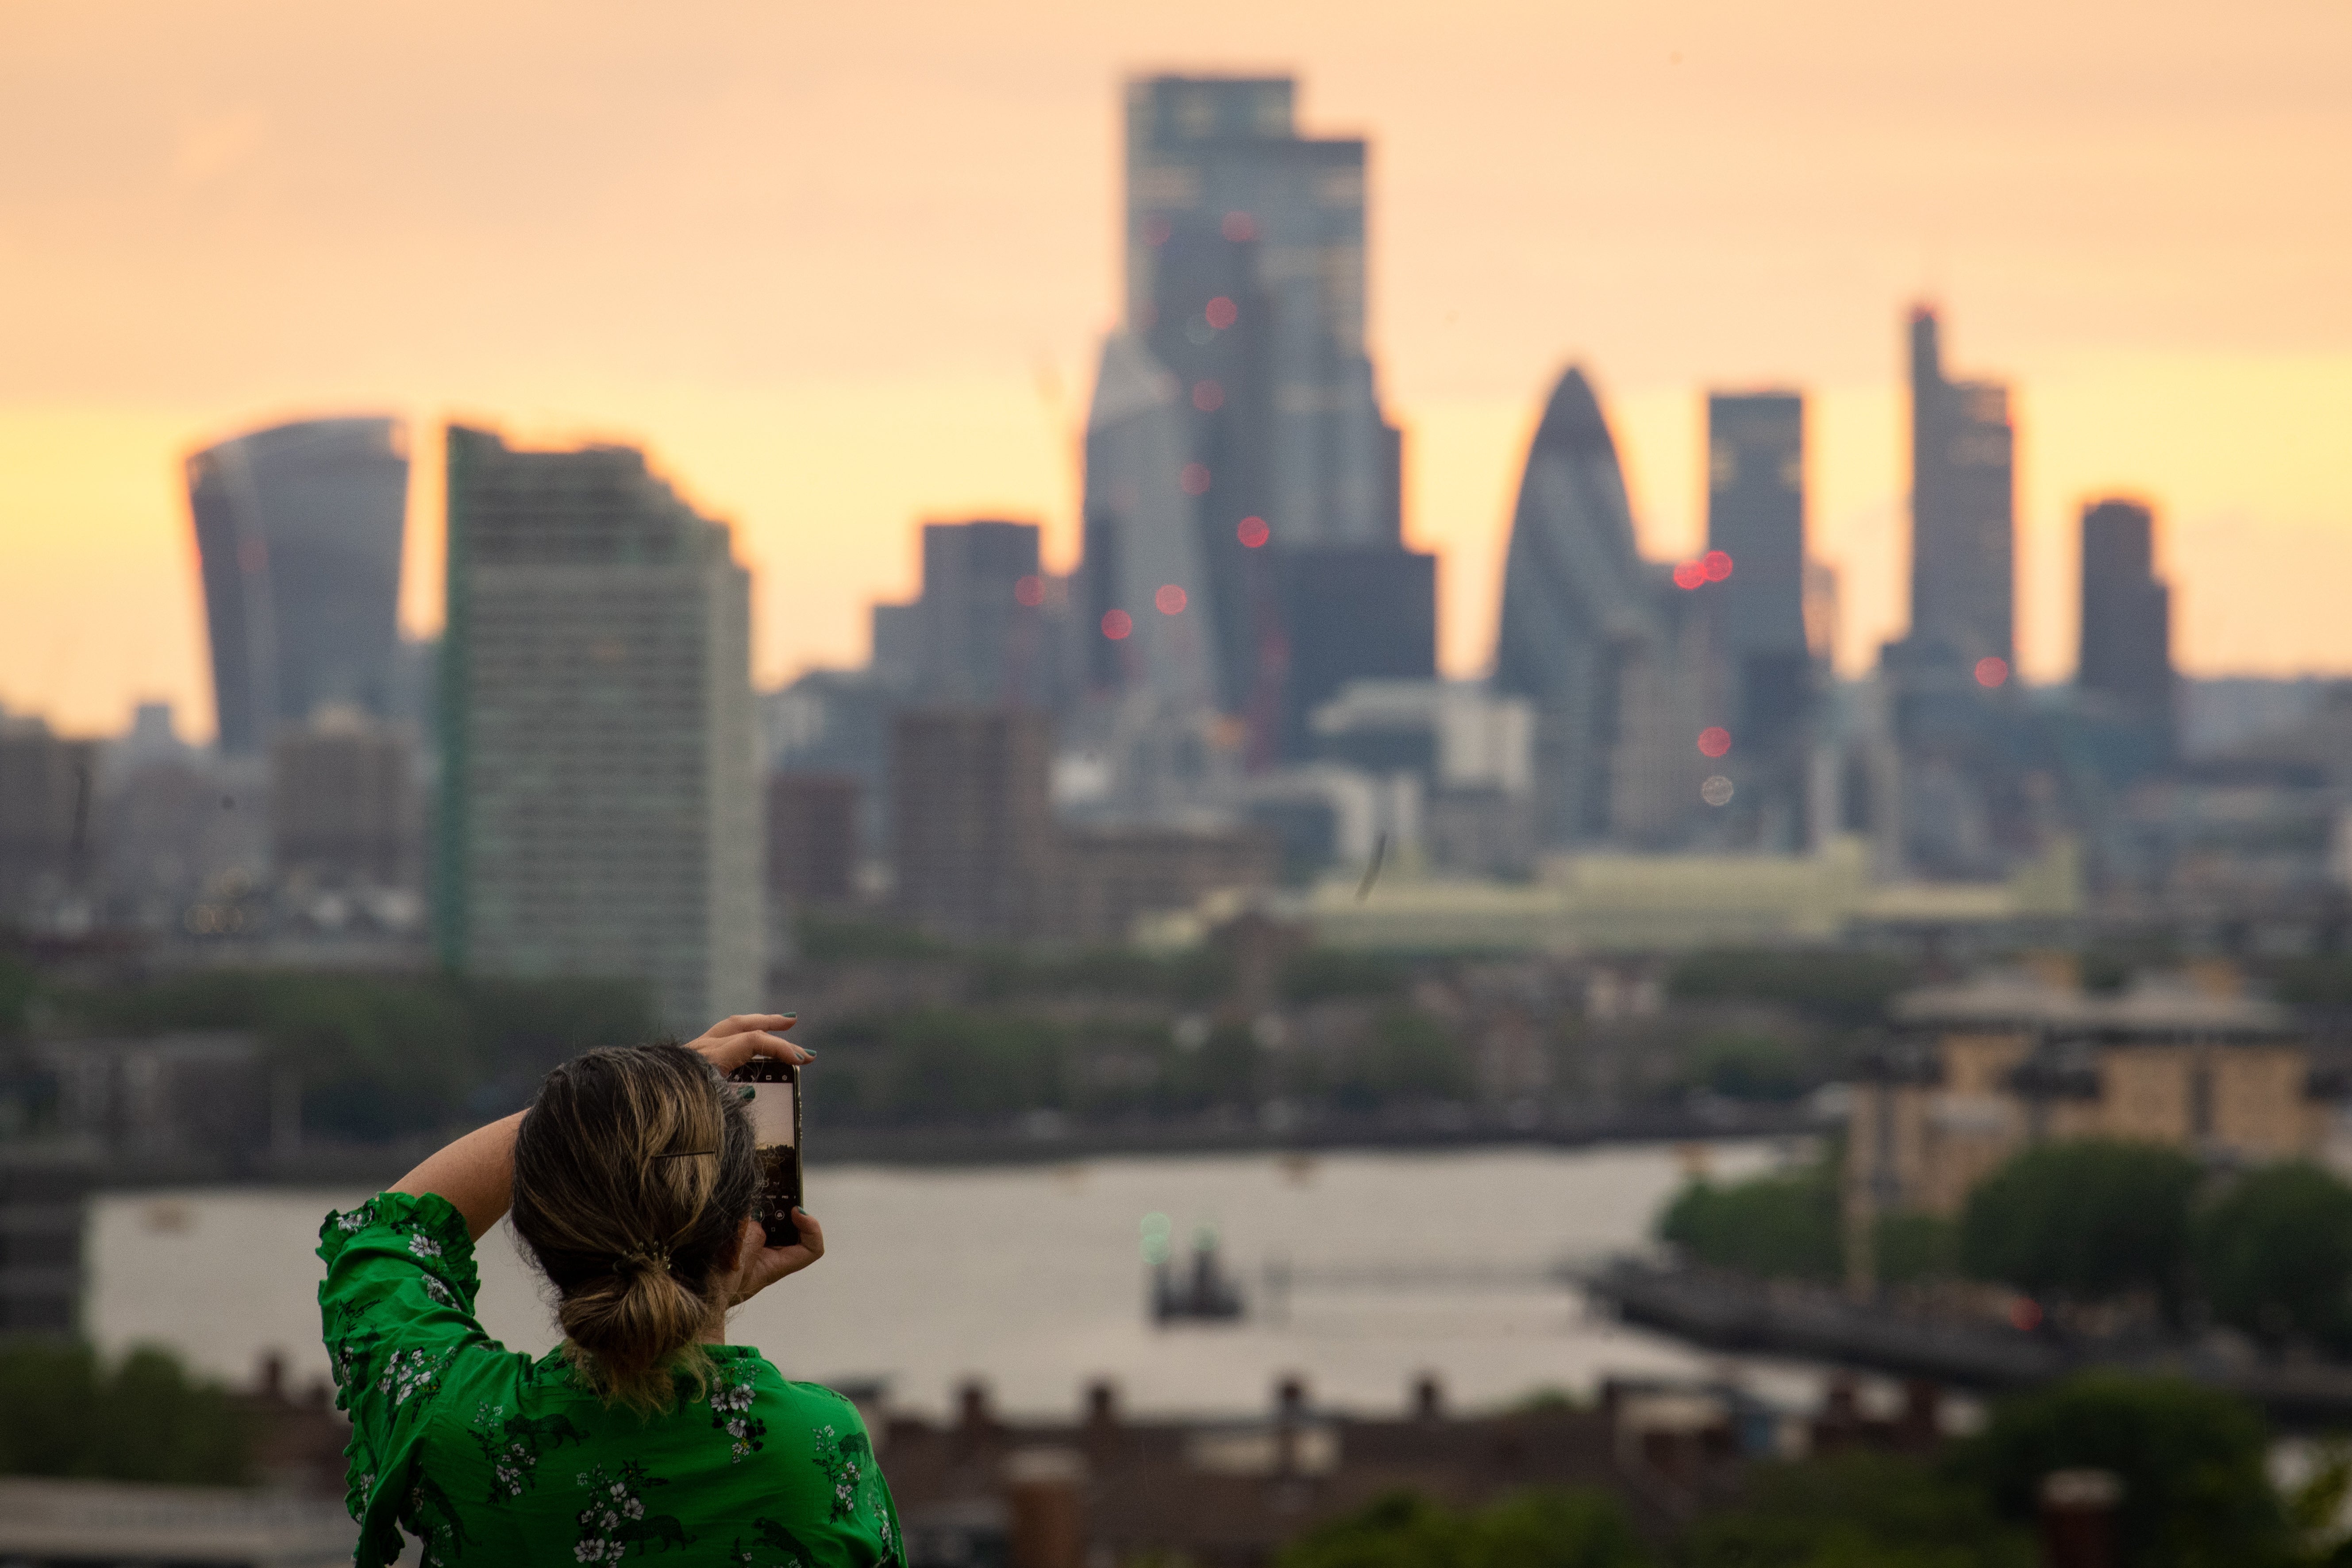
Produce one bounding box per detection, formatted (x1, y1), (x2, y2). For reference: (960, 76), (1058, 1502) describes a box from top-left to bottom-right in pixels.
(744, 1079), (797, 1148)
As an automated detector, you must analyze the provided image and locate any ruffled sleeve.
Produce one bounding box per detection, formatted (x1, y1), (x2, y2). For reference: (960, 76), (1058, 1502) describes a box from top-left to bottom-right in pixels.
(316, 1190), (492, 1562)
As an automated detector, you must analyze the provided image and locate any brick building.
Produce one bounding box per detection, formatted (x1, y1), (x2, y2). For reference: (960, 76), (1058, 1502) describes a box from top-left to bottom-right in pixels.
(890, 709), (1274, 947)
(1846, 965), (2337, 1238)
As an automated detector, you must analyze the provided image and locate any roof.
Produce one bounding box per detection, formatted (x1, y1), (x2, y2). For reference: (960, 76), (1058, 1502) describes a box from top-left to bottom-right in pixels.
(1892, 969), (2297, 1039)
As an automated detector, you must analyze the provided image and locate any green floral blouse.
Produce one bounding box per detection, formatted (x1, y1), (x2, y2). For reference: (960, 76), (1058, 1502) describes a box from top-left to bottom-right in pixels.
(317, 1191), (903, 1567)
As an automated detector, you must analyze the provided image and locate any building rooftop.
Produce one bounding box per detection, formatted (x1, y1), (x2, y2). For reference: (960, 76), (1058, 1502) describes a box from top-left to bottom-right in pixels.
(1891, 968), (2297, 1039)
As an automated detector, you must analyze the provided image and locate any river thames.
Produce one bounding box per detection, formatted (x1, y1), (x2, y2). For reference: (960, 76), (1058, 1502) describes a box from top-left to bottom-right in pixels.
(89, 1140), (1824, 1421)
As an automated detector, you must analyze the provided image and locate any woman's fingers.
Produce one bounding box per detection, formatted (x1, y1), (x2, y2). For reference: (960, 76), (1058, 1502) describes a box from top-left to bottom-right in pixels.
(744, 1028), (812, 1065)
(687, 1013), (810, 1071)
(781, 1209), (824, 1260)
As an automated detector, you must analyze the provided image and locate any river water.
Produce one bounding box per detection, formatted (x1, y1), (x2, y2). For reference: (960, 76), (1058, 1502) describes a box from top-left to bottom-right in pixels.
(89, 1140), (1816, 1423)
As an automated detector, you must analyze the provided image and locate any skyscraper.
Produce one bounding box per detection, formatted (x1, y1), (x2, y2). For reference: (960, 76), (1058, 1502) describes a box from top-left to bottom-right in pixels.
(1493, 367), (1655, 844)
(1082, 332), (1223, 710)
(1116, 74), (1425, 754)
(1125, 75), (1391, 551)
(2078, 497), (2175, 732)
(1906, 307), (2015, 670)
(916, 520), (1046, 705)
(186, 418), (409, 753)
(1706, 391), (1810, 750)
(436, 426), (762, 1032)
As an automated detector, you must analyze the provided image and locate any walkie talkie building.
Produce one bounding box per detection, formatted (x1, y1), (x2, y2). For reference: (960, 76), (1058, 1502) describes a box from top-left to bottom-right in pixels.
(185, 417), (410, 753)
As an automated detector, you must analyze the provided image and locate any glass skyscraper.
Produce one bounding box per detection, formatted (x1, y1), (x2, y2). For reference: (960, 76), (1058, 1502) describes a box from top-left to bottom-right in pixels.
(1111, 74), (1418, 755)
(185, 417), (409, 753)
(2079, 497), (2175, 741)
(1706, 391), (1810, 755)
(1124, 75), (1396, 551)
(1493, 367), (1656, 844)
(1906, 306), (2015, 670)
(1081, 332), (1223, 711)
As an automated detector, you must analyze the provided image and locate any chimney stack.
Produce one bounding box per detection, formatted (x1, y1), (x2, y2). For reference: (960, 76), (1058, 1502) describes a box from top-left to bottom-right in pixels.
(2040, 1470), (2121, 1568)
(1003, 1448), (1086, 1568)
(959, 1379), (994, 1436)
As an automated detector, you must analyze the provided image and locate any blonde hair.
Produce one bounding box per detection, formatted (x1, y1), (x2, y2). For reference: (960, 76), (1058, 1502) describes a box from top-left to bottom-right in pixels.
(508, 1043), (757, 1413)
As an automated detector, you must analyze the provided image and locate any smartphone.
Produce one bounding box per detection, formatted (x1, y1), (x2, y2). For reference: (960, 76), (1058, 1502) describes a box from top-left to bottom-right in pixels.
(728, 1057), (802, 1248)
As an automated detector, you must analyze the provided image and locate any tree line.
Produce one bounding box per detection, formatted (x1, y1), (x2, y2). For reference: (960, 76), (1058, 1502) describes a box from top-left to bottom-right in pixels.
(1661, 1138), (2352, 1354)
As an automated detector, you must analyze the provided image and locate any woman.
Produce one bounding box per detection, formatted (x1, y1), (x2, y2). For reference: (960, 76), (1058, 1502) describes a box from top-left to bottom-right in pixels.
(316, 1013), (900, 1566)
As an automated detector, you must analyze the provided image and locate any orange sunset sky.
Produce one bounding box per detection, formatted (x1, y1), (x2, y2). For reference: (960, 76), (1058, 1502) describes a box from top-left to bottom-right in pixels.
(3, 0), (2349, 740)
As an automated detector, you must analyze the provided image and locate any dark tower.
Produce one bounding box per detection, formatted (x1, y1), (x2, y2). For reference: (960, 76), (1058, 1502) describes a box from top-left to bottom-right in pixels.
(186, 418), (410, 753)
(1706, 391), (1809, 753)
(1905, 307), (2015, 670)
(2078, 497), (2174, 745)
(916, 521), (1045, 707)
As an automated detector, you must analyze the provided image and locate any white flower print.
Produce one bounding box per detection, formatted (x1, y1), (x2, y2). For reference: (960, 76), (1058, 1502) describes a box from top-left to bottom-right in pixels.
(408, 1232), (444, 1260)
(421, 1274), (455, 1308)
(809, 1424), (867, 1521)
(376, 1347), (449, 1406)
(571, 1462), (686, 1558)
(708, 1369), (766, 1463)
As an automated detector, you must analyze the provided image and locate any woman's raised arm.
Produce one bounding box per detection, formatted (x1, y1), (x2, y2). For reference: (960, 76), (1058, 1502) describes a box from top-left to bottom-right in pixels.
(390, 1013), (811, 1243)
(390, 1110), (526, 1243)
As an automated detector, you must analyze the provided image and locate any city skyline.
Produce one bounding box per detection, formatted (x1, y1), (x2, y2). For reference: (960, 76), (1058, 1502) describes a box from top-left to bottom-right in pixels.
(3, 1), (2350, 737)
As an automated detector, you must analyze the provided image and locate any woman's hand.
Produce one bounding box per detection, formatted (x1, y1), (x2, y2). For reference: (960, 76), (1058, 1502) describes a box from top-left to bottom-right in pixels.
(684, 1013), (813, 1074)
(722, 1210), (827, 1307)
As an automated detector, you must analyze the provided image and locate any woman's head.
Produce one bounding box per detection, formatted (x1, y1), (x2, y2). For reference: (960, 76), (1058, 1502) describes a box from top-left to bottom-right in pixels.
(509, 1041), (757, 1411)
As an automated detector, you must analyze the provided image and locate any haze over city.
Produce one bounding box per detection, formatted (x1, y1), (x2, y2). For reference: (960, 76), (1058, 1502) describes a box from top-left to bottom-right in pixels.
(4, 0), (2351, 739)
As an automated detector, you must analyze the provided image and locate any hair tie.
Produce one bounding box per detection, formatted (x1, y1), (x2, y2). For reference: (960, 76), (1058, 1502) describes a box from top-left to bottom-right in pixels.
(621, 1242), (674, 1275)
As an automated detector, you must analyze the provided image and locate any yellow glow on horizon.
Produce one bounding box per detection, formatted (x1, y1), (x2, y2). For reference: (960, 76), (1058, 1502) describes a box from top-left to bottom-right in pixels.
(8, 348), (2351, 740)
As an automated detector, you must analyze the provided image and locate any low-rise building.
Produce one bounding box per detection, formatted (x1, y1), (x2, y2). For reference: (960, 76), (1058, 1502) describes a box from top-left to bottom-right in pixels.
(1846, 966), (2336, 1229)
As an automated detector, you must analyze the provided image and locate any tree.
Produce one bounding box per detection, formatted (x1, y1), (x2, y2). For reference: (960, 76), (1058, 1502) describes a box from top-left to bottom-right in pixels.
(1664, 948), (1917, 1028)
(1682, 1451), (2032, 1568)
(1281, 949), (1408, 1004)
(1958, 1372), (2290, 1568)
(43, 968), (657, 1140)
(2193, 1161), (2352, 1353)
(1959, 1139), (2202, 1311)
(1278, 1488), (1649, 1568)
(0, 1341), (250, 1484)
(1659, 1159), (1842, 1282)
